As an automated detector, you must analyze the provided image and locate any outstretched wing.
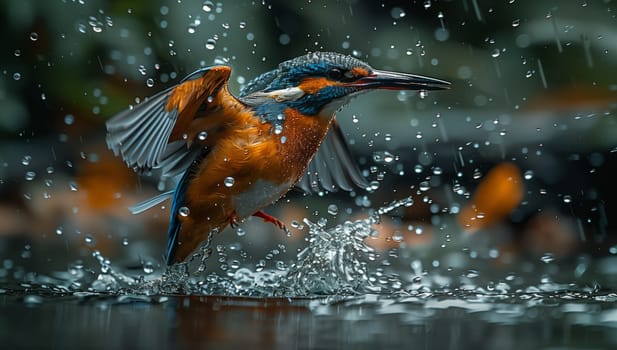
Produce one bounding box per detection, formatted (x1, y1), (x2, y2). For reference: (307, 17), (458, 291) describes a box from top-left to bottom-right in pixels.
(297, 119), (369, 193)
(106, 65), (233, 174)
(106, 65), (237, 212)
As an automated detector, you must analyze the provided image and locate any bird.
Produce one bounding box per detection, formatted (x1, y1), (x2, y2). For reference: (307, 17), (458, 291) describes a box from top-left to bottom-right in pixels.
(106, 51), (450, 265)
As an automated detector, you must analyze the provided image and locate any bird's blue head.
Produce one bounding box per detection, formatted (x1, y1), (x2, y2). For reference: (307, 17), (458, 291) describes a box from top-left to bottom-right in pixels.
(240, 52), (450, 120)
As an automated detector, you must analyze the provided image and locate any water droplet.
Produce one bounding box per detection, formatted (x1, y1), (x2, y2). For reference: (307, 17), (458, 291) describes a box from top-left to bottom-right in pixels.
(540, 253), (554, 264)
(327, 204), (338, 215)
(465, 269), (480, 278)
(69, 181), (78, 191)
(512, 19), (520, 27)
(205, 38), (216, 50)
(29, 32), (39, 41)
(372, 151), (394, 163)
(419, 90), (428, 99)
(21, 155), (32, 166)
(198, 131), (208, 141)
(290, 220), (303, 229)
(390, 7), (406, 19)
(563, 195), (572, 203)
(55, 226), (63, 235)
(84, 235), (95, 246)
(224, 177), (235, 187)
(178, 206), (190, 217)
(236, 227), (245, 237)
(122, 238), (129, 246)
(202, 1), (214, 12)
(239, 21), (247, 29)
(523, 170), (534, 180)
(143, 261), (154, 274)
(24, 295), (43, 306)
(64, 114), (74, 125)
(419, 181), (430, 191)
(25, 171), (36, 181)
(13, 72), (21, 81)
(491, 49), (501, 58)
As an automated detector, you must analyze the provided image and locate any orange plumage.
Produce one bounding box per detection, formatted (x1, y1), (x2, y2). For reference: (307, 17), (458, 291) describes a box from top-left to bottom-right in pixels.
(106, 52), (449, 265)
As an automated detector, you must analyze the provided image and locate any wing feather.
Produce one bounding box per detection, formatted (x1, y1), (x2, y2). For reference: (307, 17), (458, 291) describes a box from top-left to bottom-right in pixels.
(297, 119), (369, 194)
(106, 65), (235, 213)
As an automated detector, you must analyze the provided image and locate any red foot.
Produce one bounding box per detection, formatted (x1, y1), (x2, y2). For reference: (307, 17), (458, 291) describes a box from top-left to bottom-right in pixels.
(227, 210), (240, 228)
(253, 210), (286, 230)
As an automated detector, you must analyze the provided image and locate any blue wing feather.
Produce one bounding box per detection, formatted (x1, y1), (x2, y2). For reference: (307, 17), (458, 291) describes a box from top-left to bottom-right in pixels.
(165, 168), (191, 265)
(165, 147), (210, 265)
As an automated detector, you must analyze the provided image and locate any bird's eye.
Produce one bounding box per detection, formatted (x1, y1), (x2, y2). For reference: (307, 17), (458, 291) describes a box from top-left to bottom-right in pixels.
(327, 68), (343, 80)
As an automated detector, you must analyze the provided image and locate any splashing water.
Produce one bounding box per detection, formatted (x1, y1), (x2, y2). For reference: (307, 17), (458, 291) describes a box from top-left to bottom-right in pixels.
(9, 195), (609, 301)
(39, 197), (414, 297)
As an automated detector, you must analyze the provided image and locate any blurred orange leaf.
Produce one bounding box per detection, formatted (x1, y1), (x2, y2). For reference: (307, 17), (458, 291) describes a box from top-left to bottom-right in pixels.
(458, 162), (524, 233)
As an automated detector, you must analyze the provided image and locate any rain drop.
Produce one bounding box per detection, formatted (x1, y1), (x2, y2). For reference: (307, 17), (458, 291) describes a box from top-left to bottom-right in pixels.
(512, 19), (520, 27)
(224, 177), (235, 187)
(25, 171), (36, 181)
(419, 181), (430, 191)
(13, 72), (21, 81)
(274, 124), (283, 135)
(369, 181), (380, 191)
(21, 155), (32, 166)
(146, 78), (154, 87)
(327, 204), (339, 215)
(179, 206), (190, 217)
(69, 181), (78, 191)
(29, 32), (39, 41)
(64, 114), (74, 125)
(202, 1), (214, 12)
(205, 38), (216, 50)
(540, 253), (554, 264)
(143, 261), (154, 274)
(465, 269), (480, 278)
(198, 131), (208, 141)
(84, 235), (95, 246)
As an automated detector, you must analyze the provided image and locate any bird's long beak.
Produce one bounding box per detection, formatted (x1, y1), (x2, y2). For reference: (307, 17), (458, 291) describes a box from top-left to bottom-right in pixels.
(349, 69), (450, 91)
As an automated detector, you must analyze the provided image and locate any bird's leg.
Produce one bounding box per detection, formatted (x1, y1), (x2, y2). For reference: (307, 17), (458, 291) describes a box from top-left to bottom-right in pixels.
(253, 210), (286, 230)
(227, 210), (240, 228)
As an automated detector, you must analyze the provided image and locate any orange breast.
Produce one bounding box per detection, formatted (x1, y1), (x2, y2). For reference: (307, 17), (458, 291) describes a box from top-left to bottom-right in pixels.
(184, 107), (331, 218)
(169, 105), (333, 262)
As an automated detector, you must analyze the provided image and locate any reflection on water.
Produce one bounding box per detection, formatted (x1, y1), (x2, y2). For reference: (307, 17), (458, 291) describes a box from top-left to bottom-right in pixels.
(2, 290), (617, 349)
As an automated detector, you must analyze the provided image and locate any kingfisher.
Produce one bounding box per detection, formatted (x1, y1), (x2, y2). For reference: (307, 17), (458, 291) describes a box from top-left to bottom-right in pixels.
(106, 52), (449, 265)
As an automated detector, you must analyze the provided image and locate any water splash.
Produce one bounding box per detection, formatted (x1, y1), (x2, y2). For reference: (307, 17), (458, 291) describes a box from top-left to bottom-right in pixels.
(58, 197), (416, 296)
